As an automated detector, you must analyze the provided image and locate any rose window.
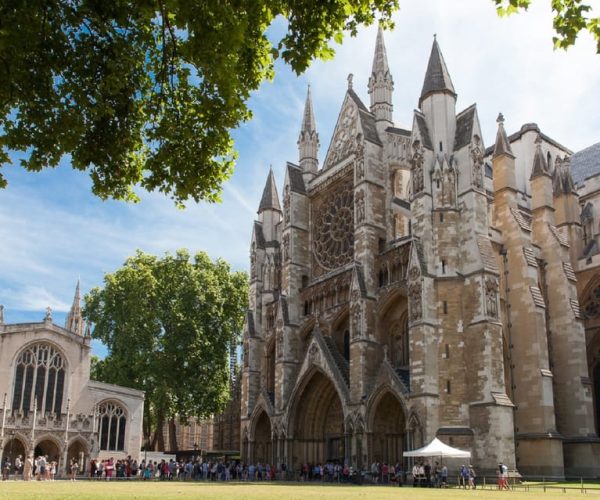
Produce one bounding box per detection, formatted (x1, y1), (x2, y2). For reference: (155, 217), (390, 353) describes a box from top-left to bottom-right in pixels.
(313, 182), (354, 270)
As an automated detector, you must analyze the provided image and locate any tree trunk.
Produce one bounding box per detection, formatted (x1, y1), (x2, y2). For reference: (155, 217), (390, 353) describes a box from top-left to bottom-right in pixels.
(168, 418), (178, 452)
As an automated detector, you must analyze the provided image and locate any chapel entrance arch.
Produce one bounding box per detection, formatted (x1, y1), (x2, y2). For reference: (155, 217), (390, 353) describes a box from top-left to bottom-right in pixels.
(253, 410), (272, 464)
(2, 436), (27, 465)
(290, 370), (345, 466)
(368, 390), (406, 466)
(34, 438), (61, 464)
(67, 439), (89, 474)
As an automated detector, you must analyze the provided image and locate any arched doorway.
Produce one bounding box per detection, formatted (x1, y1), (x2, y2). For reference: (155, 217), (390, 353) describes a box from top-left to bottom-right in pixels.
(67, 439), (89, 475)
(253, 410), (272, 464)
(369, 391), (406, 465)
(34, 438), (61, 465)
(291, 370), (345, 466)
(2, 436), (27, 465)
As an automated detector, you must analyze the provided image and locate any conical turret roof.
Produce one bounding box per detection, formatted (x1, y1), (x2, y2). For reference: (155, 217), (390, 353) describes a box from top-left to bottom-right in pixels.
(299, 86), (316, 136)
(258, 168), (281, 212)
(419, 36), (456, 106)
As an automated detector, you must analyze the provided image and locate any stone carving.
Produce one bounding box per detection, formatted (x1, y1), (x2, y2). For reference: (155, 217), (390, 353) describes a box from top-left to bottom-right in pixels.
(282, 234), (290, 262)
(355, 134), (365, 180)
(457, 320), (464, 333)
(408, 281), (422, 321)
(583, 285), (600, 318)
(411, 140), (425, 194)
(485, 277), (499, 318)
(283, 184), (291, 224)
(444, 165), (456, 206)
(326, 104), (357, 168)
(309, 342), (320, 362)
(351, 303), (362, 338)
(45, 306), (52, 321)
(313, 180), (354, 270)
(470, 135), (484, 188)
(277, 330), (283, 358)
(355, 190), (365, 223)
(250, 248), (256, 277)
(408, 266), (420, 281)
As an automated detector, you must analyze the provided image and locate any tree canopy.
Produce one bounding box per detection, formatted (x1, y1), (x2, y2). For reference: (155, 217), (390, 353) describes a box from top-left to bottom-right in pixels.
(83, 249), (248, 450)
(0, 1), (597, 204)
(493, 1), (599, 52)
(0, 1), (397, 204)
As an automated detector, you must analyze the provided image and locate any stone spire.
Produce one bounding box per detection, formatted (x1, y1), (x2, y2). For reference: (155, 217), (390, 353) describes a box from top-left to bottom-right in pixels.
(297, 86), (319, 174)
(530, 134), (550, 180)
(0, 304), (4, 324)
(368, 26), (393, 127)
(492, 113), (514, 159)
(419, 35), (456, 107)
(258, 167), (282, 213)
(65, 279), (83, 335)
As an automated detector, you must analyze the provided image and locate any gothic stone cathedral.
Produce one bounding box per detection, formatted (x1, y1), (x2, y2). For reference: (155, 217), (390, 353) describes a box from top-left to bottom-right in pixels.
(240, 31), (600, 477)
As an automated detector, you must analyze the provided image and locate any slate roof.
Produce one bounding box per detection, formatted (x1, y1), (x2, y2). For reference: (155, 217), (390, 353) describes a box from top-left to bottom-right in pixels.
(571, 141), (600, 186)
(348, 89), (382, 146)
(415, 113), (433, 150)
(286, 162), (306, 194)
(419, 38), (456, 106)
(258, 169), (282, 212)
(386, 126), (412, 137)
(454, 105), (476, 151)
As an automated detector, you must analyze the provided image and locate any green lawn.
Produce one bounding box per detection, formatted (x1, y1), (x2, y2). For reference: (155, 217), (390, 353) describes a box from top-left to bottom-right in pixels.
(1, 481), (599, 499)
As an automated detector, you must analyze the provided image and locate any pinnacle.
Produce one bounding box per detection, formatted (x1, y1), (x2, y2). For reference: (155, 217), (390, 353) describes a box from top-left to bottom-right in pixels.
(371, 26), (390, 77)
(419, 36), (456, 107)
(530, 134), (549, 180)
(492, 112), (515, 159)
(258, 168), (282, 213)
(300, 86), (316, 135)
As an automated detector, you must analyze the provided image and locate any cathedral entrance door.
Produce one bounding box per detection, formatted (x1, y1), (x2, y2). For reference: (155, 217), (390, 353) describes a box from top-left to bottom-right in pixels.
(253, 410), (272, 464)
(370, 391), (406, 466)
(292, 370), (344, 466)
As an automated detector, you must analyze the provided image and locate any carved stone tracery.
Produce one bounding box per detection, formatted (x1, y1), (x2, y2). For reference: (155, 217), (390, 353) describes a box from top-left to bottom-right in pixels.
(313, 179), (354, 271)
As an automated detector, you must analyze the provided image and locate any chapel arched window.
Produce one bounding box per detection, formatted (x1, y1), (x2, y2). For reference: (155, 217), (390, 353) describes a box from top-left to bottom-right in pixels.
(98, 401), (127, 451)
(12, 343), (66, 416)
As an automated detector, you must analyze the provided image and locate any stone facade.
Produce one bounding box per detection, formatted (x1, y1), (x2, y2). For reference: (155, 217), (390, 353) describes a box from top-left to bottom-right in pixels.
(240, 30), (600, 477)
(0, 284), (144, 474)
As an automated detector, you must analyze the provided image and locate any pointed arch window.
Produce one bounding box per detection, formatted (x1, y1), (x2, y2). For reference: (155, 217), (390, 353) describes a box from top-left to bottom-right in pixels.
(12, 343), (66, 416)
(98, 401), (127, 451)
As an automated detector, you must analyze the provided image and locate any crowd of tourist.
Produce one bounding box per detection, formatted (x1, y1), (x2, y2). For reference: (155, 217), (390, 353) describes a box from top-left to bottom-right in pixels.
(1, 455), (512, 489)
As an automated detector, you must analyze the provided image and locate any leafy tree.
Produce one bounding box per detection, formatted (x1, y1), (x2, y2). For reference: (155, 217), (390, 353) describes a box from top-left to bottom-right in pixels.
(83, 249), (248, 451)
(493, 1), (600, 52)
(0, 1), (397, 204)
(1, 2), (596, 206)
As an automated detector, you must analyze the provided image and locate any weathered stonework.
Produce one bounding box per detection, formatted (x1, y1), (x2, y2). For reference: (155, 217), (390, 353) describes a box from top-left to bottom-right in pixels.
(240, 31), (600, 477)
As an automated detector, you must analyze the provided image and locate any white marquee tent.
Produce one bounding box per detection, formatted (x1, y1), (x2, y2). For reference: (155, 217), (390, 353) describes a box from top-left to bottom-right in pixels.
(403, 437), (471, 459)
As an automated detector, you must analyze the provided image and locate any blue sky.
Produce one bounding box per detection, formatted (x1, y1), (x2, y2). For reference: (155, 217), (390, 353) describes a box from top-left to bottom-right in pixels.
(1, 0), (599, 358)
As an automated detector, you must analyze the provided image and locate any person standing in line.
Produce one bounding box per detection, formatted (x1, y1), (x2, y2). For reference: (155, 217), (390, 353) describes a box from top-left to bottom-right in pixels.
(468, 465), (476, 489)
(23, 455), (32, 481)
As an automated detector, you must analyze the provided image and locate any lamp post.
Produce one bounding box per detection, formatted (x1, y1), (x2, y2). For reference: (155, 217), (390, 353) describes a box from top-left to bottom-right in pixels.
(62, 399), (70, 477)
